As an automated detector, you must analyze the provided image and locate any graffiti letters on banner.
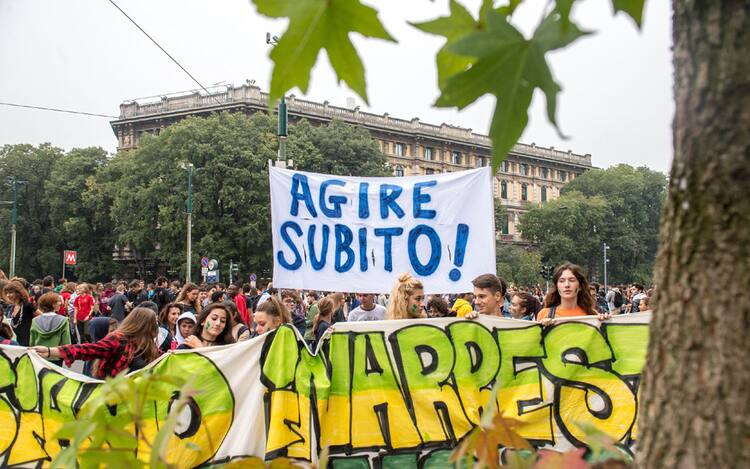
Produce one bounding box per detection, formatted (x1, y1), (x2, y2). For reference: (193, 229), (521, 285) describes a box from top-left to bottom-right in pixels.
(0, 314), (649, 467)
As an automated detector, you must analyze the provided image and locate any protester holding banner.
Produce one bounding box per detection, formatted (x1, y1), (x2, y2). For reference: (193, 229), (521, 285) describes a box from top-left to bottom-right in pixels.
(176, 282), (202, 315)
(33, 306), (160, 378)
(537, 263), (608, 322)
(385, 273), (425, 320)
(3, 280), (35, 346)
(253, 296), (291, 336)
(466, 274), (508, 319)
(178, 302), (235, 349)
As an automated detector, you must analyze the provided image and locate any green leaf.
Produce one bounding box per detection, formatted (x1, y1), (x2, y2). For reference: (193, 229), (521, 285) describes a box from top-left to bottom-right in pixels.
(253, 0), (395, 106)
(411, 0), (478, 91)
(436, 11), (530, 162)
(436, 9), (591, 164)
(533, 10), (592, 52)
(612, 0), (645, 27)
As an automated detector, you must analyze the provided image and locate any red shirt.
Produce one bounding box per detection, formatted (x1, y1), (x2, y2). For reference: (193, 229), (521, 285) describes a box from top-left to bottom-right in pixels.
(59, 291), (71, 316)
(234, 294), (249, 326)
(74, 294), (95, 321)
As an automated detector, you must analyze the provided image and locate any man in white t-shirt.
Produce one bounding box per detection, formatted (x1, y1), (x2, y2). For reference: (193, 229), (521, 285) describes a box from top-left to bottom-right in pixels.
(347, 293), (386, 321)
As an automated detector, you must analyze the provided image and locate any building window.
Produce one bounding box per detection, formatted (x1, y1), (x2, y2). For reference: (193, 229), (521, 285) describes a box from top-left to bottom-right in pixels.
(541, 186), (547, 202)
(425, 168), (435, 175)
(451, 151), (461, 165)
(382, 141), (389, 154)
(501, 161), (509, 172)
(521, 184), (528, 201)
(395, 143), (405, 156)
(501, 215), (509, 235)
(541, 167), (549, 179)
(500, 181), (508, 199)
(424, 147), (434, 161)
(395, 165), (404, 177)
(559, 170), (567, 182)
(521, 163), (529, 176)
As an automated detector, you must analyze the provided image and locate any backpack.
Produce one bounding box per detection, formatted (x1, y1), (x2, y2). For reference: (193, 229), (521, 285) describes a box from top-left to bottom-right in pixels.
(613, 290), (624, 308)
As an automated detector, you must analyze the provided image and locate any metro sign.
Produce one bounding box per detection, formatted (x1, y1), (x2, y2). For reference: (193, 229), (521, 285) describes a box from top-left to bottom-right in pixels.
(64, 250), (77, 266)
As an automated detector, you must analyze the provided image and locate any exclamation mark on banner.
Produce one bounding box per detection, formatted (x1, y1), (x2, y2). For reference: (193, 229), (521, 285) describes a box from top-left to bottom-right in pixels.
(449, 224), (469, 281)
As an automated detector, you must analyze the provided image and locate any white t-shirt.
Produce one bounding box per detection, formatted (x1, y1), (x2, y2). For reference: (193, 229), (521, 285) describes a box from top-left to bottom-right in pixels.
(347, 304), (386, 321)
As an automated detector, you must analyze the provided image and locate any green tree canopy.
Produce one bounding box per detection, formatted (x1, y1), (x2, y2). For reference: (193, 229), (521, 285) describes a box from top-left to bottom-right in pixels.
(519, 164), (666, 283)
(0, 144), (62, 278)
(495, 245), (543, 288)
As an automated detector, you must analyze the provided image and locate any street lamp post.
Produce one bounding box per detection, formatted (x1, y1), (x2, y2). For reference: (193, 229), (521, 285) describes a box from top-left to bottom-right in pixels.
(267, 32), (289, 168)
(184, 164), (195, 283)
(603, 242), (610, 290)
(4, 178), (26, 278)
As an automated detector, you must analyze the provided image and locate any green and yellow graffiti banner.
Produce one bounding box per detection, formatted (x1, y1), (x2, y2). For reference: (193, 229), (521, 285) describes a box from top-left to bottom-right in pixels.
(0, 314), (649, 467)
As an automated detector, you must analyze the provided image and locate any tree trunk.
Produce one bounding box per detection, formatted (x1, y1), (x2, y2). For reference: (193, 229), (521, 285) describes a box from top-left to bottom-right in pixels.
(637, 2), (750, 467)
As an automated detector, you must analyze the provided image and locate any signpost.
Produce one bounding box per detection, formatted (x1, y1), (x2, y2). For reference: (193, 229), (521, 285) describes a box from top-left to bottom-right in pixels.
(249, 273), (257, 289)
(62, 250), (77, 278)
(201, 257), (210, 283)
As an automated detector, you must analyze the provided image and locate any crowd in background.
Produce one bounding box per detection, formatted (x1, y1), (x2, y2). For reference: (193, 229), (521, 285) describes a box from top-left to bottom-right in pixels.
(0, 263), (653, 379)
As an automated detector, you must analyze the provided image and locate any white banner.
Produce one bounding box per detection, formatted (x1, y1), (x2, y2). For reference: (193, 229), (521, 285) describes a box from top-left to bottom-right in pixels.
(0, 314), (650, 467)
(269, 166), (496, 293)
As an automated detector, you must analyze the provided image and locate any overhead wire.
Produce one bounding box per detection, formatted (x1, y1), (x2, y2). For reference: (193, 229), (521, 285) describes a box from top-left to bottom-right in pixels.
(106, 0), (222, 105)
(0, 102), (118, 119)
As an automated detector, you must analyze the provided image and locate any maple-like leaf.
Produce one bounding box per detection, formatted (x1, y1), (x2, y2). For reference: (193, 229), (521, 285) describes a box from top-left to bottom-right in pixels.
(411, 0), (479, 91)
(612, 0), (645, 27)
(436, 8), (589, 164)
(252, 0), (395, 106)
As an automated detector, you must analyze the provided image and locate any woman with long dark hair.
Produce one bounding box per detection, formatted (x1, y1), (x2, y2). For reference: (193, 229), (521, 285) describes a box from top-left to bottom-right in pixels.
(158, 302), (182, 339)
(33, 307), (160, 378)
(178, 302), (236, 349)
(3, 280), (36, 346)
(537, 262), (608, 323)
(175, 282), (202, 315)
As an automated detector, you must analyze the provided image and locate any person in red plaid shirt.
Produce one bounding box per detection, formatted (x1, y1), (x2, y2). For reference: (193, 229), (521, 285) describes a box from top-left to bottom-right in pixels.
(34, 307), (160, 378)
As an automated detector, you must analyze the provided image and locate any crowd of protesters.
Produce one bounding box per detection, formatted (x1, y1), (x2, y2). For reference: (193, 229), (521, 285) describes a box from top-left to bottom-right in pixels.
(0, 263), (653, 379)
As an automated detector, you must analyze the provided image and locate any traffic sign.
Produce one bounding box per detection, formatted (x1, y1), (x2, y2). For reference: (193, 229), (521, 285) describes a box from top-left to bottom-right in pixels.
(249, 273), (257, 282)
(201, 267), (209, 276)
(201, 257), (209, 268)
(208, 259), (219, 270)
(207, 270), (219, 283)
(64, 251), (77, 266)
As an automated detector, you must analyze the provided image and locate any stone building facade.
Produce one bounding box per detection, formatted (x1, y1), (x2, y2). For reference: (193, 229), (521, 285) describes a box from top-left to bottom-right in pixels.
(111, 83), (593, 242)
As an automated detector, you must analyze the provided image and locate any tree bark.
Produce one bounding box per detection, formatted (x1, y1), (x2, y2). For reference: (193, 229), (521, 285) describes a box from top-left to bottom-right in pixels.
(637, 1), (750, 467)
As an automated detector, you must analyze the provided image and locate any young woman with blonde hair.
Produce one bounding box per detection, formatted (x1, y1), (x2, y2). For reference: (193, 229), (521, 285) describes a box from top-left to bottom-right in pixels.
(386, 273), (426, 320)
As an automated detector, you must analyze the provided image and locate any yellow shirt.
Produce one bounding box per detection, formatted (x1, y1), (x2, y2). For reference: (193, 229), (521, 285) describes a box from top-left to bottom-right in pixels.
(452, 298), (473, 318)
(536, 305), (588, 321)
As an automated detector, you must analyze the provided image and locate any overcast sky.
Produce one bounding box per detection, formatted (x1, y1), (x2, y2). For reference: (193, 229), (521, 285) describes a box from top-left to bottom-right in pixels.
(0, 0), (673, 173)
